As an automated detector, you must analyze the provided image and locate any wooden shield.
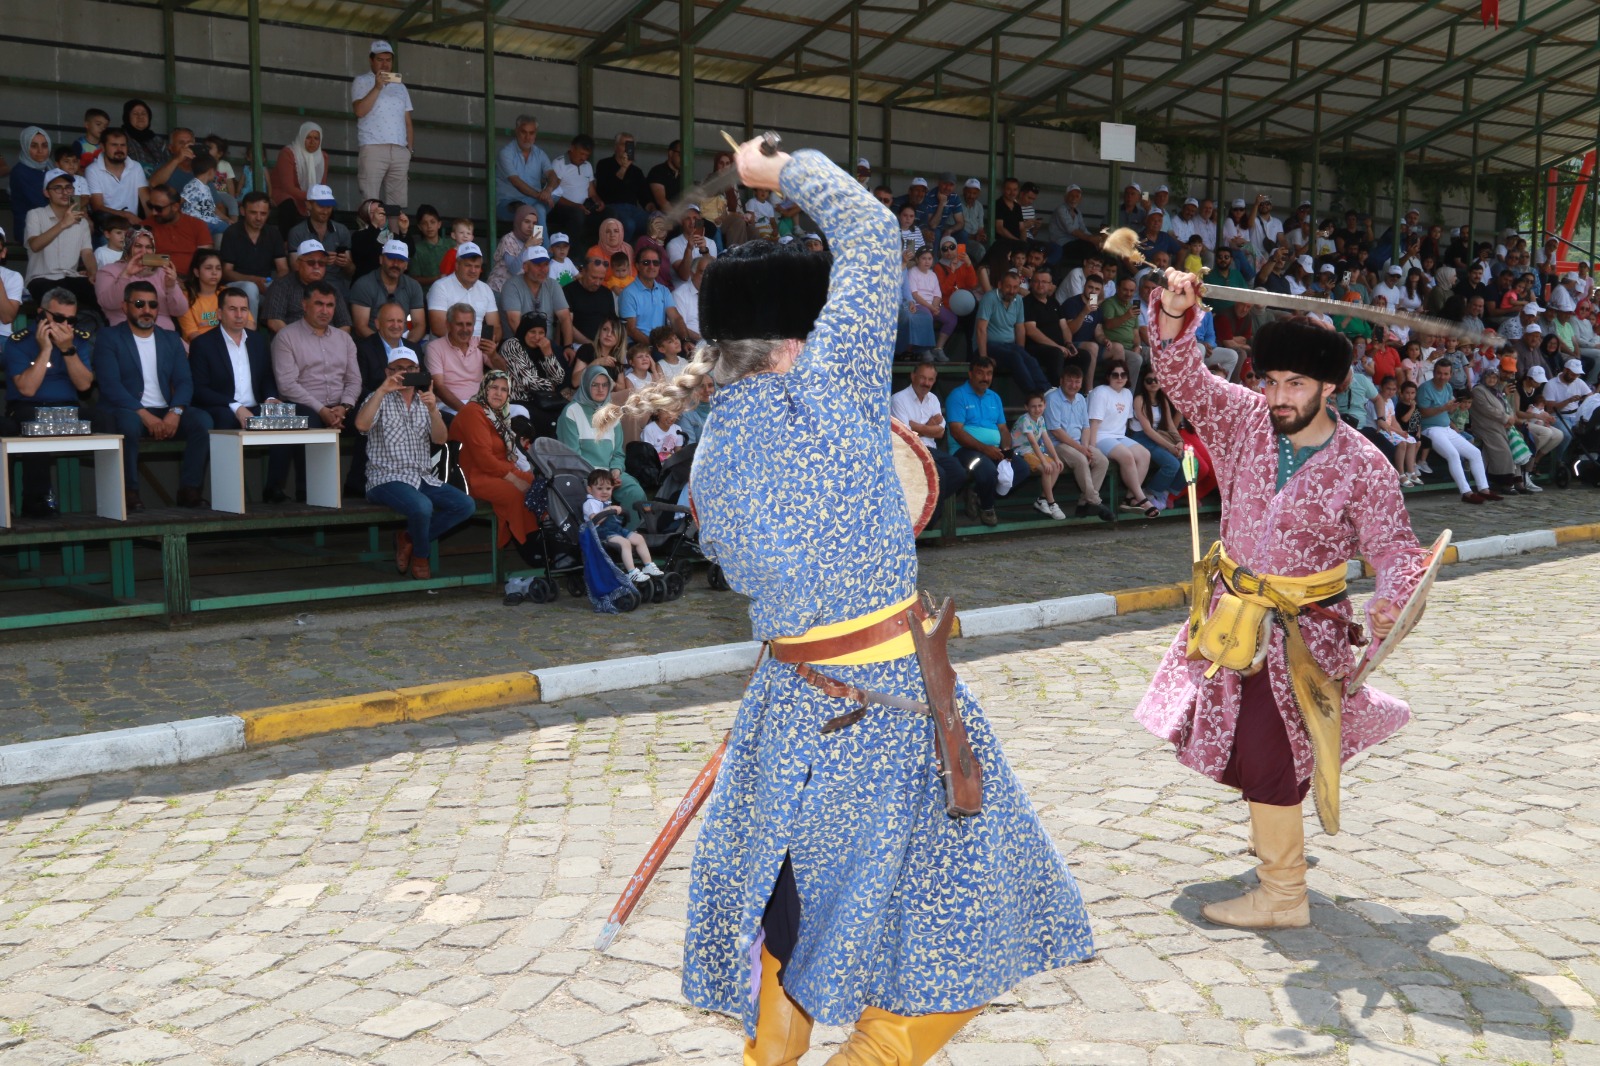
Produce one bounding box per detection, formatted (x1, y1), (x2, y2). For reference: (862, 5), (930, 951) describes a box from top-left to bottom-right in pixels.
(1346, 528), (1452, 693)
(891, 418), (939, 535)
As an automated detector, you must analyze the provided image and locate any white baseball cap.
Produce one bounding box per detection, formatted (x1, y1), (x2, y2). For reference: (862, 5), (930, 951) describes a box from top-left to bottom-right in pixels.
(1066, 183), (1082, 193)
(1386, 264), (1403, 275)
(1183, 197), (1199, 206)
(1296, 255), (1313, 272)
(371, 39), (394, 55)
(1566, 358), (1585, 374)
(1549, 288), (1576, 312)
(547, 232), (570, 246)
(1562, 271), (1580, 282)
(1523, 301), (1543, 314)
(1319, 263), (1336, 274)
(295, 239), (327, 257)
(856, 157), (871, 171)
(1147, 208), (1164, 217)
(381, 239), (410, 259)
(307, 184), (336, 206)
(910, 177), (928, 188)
(1230, 198), (1246, 209)
(386, 345), (417, 365)
(1528, 365), (1548, 381)
(1154, 185), (1169, 194)
(521, 245), (550, 263)
(1127, 182), (1143, 193)
(455, 241), (483, 258)
(43, 168), (73, 189)
(964, 178), (982, 189)
(1525, 322), (1543, 334)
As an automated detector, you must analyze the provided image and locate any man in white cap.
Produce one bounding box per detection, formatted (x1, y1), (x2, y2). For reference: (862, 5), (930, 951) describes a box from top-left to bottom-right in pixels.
(854, 157), (872, 188)
(1149, 185), (1172, 230)
(426, 242), (500, 344)
(287, 185), (354, 281)
(351, 39), (414, 206)
(958, 177), (988, 263)
(894, 176), (930, 222)
(1169, 197), (1202, 245)
(928, 172), (965, 245)
(1372, 263), (1405, 308)
(1117, 182), (1146, 229)
(354, 344), (474, 582)
(351, 239), (425, 342)
(1048, 183), (1102, 264)
(262, 240), (354, 334)
(1544, 357), (1593, 430)
(498, 245), (572, 343)
(21, 168), (97, 307)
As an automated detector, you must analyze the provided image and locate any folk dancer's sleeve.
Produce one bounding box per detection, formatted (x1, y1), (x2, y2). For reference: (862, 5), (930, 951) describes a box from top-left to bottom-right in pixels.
(779, 149), (901, 421)
(1147, 291), (1265, 476)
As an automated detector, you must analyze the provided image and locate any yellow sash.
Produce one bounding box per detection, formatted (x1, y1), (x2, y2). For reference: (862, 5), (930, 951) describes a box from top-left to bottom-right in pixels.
(1186, 542), (1349, 835)
(771, 595), (923, 666)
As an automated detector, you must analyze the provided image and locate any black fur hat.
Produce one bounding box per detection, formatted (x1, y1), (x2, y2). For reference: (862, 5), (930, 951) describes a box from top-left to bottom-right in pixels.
(699, 240), (830, 343)
(1252, 317), (1354, 384)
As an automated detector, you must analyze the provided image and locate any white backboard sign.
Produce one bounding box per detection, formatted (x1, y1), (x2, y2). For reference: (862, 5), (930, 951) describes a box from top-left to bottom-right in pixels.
(1100, 122), (1137, 163)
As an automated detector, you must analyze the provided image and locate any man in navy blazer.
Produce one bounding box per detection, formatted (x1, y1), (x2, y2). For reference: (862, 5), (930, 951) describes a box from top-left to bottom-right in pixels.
(91, 280), (214, 510)
(191, 287), (316, 502)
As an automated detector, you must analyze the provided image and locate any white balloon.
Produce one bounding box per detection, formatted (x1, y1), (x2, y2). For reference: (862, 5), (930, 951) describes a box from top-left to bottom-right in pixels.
(948, 288), (977, 317)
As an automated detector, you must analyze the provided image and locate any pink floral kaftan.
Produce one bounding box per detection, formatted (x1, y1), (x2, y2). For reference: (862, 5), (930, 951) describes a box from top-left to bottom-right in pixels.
(1134, 298), (1430, 786)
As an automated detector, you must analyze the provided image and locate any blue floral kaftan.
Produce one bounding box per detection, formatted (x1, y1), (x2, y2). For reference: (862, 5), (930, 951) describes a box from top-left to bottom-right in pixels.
(682, 150), (1093, 1035)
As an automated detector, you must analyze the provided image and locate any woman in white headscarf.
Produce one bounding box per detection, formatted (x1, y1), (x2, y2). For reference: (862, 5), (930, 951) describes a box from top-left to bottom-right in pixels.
(269, 121), (326, 234)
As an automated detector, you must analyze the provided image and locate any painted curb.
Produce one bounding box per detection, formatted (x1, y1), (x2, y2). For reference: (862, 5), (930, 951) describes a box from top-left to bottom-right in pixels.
(0, 717), (244, 788)
(3, 521), (1596, 788)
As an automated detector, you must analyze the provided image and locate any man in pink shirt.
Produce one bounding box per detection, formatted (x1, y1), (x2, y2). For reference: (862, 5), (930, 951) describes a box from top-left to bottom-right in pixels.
(424, 302), (501, 416)
(271, 281), (361, 430)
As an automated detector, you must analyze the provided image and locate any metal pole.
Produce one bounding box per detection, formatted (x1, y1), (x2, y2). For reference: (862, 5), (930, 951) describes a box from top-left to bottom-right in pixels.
(484, 0), (497, 248)
(987, 34), (1000, 227)
(161, 0), (178, 131)
(1309, 91), (1320, 217)
(743, 84), (755, 140)
(849, 4), (860, 171)
(680, 0), (695, 182)
(1107, 55), (1124, 227)
(1534, 91), (1545, 243)
(579, 60), (595, 139)
(1004, 120), (1015, 184)
(1391, 107), (1407, 261)
(1468, 122), (1478, 250)
(1217, 74), (1229, 227)
(882, 105), (893, 176)
(248, 0), (264, 199)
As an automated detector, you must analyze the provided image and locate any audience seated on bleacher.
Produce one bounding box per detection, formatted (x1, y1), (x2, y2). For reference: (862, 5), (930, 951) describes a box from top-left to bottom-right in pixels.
(559, 366), (647, 526)
(976, 269), (1050, 394)
(1012, 392), (1066, 520)
(262, 241), (353, 333)
(945, 357), (1030, 527)
(0, 233), (23, 333)
(355, 347), (472, 581)
(351, 239), (425, 343)
(1129, 366), (1184, 510)
(85, 129), (149, 230)
(425, 242), (499, 342)
(496, 313), (569, 436)
(890, 361), (965, 516)
(117, 99), (167, 179)
(24, 168), (97, 310)
(142, 183), (211, 277)
(425, 302), (500, 417)
(619, 247), (683, 345)
(179, 249), (246, 343)
(3, 287), (94, 518)
(11, 128), (55, 231)
(271, 280), (361, 437)
(178, 150), (230, 237)
(94, 227), (188, 331)
(91, 280), (213, 510)
(1044, 364), (1113, 520)
(498, 245), (572, 343)
(448, 370), (541, 567)
(1085, 359), (1157, 517)
(486, 203), (541, 293)
(285, 185), (354, 285)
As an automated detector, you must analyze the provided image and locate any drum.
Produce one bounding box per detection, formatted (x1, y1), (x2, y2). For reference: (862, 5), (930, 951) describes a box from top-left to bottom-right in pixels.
(890, 418), (939, 535)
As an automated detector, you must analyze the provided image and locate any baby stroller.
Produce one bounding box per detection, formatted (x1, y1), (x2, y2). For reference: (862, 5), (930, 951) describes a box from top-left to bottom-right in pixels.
(635, 444), (728, 592)
(531, 438), (686, 604)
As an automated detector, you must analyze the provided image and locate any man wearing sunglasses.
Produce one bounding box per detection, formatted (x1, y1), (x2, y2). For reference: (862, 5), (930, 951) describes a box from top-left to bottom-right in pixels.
(92, 280), (214, 510)
(3, 288), (94, 518)
(618, 250), (684, 346)
(144, 184), (212, 277)
(562, 254), (618, 348)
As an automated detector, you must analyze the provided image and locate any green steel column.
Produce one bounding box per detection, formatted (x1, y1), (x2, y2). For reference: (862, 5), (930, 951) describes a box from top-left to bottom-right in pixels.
(579, 60), (595, 138)
(1004, 121), (1015, 183)
(1107, 56), (1124, 227)
(1309, 91), (1321, 214)
(987, 34), (1000, 226)
(882, 105), (893, 175)
(680, 0), (695, 180)
(1467, 122), (1478, 247)
(248, 0), (264, 197)
(1391, 107), (1407, 261)
(744, 84), (755, 139)
(848, 4), (860, 170)
(1533, 91), (1545, 243)
(161, 0), (177, 130)
(484, 1), (497, 248)
(1219, 75), (1231, 215)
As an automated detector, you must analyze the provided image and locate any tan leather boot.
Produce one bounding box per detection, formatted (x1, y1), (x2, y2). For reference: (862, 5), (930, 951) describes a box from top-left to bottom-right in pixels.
(744, 946), (813, 1066)
(823, 1004), (982, 1065)
(1202, 801), (1310, 929)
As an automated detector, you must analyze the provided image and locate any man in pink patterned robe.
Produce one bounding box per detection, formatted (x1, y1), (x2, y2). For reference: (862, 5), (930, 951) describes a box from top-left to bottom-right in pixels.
(1135, 270), (1428, 929)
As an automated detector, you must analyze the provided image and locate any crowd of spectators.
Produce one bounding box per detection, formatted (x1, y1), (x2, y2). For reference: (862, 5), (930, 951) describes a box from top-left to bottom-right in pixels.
(3, 49), (1596, 550)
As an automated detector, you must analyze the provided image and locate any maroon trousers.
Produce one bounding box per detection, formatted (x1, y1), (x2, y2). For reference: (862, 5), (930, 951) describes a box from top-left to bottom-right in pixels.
(1218, 668), (1311, 807)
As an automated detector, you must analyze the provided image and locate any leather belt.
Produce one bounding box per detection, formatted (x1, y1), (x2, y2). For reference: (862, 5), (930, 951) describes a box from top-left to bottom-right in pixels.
(768, 600), (929, 664)
(795, 663), (931, 733)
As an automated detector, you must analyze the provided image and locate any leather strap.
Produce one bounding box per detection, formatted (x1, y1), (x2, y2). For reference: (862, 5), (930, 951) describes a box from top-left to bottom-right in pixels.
(769, 601), (929, 664)
(795, 663), (931, 733)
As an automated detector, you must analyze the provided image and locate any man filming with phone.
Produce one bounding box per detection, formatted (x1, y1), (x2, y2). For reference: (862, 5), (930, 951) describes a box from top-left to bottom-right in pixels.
(355, 347), (474, 581)
(351, 40), (414, 208)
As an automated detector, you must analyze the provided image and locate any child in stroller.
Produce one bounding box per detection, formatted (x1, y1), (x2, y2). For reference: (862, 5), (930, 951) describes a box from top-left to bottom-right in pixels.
(583, 469), (664, 584)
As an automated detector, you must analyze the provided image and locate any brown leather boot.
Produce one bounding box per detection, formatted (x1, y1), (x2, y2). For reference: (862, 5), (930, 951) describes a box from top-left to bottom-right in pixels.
(394, 531), (413, 574)
(1202, 801), (1310, 929)
(409, 555), (432, 580)
(823, 1004), (982, 1065)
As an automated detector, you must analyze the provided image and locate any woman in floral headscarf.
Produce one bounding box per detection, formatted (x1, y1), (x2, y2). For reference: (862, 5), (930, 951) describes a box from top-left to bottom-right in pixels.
(448, 370), (539, 558)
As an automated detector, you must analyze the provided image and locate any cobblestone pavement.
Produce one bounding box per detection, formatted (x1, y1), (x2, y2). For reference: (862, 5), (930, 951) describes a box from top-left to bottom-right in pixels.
(1, 489), (1596, 745)
(0, 546), (1596, 1065)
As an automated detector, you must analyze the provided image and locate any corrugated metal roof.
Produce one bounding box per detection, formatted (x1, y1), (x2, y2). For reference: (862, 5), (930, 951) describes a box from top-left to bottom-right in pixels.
(184, 0), (1593, 173)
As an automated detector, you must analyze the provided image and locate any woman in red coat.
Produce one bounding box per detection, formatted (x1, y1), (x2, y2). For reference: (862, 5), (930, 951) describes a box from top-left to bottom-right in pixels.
(448, 371), (539, 562)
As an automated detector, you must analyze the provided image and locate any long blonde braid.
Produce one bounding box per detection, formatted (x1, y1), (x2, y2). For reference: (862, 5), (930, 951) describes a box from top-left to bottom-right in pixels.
(591, 341), (720, 433)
